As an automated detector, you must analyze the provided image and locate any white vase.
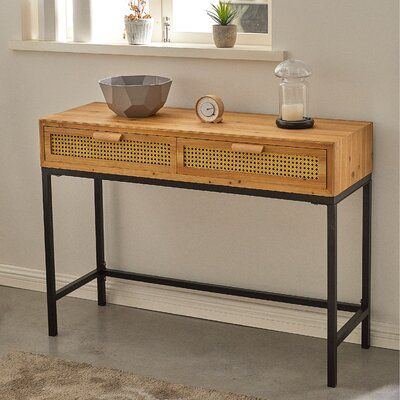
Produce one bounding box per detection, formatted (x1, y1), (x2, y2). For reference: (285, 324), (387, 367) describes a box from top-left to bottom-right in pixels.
(73, 0), (91, 42)
(125, 17), (154, 45)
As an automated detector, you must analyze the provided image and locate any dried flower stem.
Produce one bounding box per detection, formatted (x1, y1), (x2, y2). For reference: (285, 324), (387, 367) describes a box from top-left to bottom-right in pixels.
(126, 0), (152, 20)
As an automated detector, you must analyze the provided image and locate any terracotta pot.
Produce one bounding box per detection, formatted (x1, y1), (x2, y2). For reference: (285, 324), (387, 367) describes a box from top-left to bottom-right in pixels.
(212, 25), (237, 48)
(125, 17), (154, 45)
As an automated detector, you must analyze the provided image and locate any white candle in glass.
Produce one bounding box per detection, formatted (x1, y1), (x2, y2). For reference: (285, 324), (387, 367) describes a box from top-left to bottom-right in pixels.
(281, 103), (304, 121)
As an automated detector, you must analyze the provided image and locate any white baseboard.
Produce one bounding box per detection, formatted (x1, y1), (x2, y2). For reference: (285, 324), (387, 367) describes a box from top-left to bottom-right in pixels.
(0, 263), (398, 350)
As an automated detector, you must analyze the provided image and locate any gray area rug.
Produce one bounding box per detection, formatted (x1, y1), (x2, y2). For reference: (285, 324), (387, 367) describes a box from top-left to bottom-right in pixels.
(0, 352), (262, 400)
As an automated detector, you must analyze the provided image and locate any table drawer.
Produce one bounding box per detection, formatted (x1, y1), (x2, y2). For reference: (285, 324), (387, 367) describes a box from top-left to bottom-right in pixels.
(177, 139), (327, 189)
(43, 127), (176, 173)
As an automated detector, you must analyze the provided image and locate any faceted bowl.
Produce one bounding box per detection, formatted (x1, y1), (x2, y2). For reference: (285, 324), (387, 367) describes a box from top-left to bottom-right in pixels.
(99, 75), (172, 118)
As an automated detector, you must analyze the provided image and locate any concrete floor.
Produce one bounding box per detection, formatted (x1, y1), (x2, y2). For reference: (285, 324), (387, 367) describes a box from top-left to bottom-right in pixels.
(0, 285), (398, 400)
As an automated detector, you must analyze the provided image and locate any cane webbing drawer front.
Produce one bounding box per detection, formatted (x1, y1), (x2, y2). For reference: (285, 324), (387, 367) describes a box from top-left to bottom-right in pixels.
(44, 128), (175, 173)
(177, 139), (327, 189)
(51, 134), (170, 166)
(183, 146), (320, 180)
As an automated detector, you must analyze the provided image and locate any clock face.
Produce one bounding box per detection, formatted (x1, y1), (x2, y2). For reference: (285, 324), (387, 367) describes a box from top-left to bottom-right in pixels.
(200, 101), (215, 118)
(196, 96), (224, 123)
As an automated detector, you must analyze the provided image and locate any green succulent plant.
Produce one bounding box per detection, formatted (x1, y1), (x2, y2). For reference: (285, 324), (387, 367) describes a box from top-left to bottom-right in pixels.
(206, 1), (238, 26)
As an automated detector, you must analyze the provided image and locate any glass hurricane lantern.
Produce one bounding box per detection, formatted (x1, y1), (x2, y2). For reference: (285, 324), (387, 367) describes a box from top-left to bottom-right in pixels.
(274, 59), (314, 129)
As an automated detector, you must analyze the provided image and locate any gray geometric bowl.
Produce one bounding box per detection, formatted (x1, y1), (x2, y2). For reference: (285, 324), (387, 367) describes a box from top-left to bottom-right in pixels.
(99, 75), (172, 118)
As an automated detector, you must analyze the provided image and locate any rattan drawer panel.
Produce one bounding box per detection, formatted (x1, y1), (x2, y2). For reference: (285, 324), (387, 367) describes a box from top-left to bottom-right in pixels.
(44, 128), (176, 173)
(177, 139), (327, 189)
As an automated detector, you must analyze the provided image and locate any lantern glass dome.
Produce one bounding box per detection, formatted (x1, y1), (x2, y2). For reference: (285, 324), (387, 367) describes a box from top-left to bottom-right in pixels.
(274, 59), (312, 79)
(274, 60), (314, 129)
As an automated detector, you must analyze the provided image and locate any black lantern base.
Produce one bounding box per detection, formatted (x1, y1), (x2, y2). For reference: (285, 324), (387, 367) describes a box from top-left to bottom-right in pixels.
(276, 117), (315, 130)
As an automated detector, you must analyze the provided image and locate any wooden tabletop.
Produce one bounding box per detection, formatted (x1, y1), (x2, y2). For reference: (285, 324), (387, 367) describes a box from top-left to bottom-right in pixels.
(41, 102), (372, 146)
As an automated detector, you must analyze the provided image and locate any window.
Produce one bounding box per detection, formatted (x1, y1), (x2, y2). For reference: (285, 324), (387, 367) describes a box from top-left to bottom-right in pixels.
(162, 0), (271, 45)
(34, 0), (272, 47)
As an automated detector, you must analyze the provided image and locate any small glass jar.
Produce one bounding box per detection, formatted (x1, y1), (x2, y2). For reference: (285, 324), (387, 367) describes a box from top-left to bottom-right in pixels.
(274, 59), (314, 129)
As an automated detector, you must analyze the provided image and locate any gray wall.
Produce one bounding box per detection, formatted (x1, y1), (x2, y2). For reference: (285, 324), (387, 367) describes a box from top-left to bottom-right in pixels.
(0, 1), (398, 331)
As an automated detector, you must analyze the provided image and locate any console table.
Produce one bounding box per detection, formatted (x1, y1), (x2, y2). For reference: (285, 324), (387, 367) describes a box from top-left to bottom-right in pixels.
(40, 102), (373, 388)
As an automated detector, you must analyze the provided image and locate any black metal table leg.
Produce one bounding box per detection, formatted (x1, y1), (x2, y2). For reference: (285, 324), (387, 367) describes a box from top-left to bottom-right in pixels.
(327, 204), (337, 388)
(40, 167), (371, 386)
(42, 172), (58, 336)
(95, 179), (107, 306)
(361, 180), (372, 348)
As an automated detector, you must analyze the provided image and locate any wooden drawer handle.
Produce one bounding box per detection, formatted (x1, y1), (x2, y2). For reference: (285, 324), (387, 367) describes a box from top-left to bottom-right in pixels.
(231, 143), (264, 153)
(93, 132), (122, 142)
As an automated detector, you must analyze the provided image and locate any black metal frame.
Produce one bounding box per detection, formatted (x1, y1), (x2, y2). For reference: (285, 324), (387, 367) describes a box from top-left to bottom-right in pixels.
(41, 167), (372, 388)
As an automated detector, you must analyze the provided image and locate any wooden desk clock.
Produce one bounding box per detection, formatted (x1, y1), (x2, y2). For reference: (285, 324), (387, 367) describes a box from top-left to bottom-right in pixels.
(40, 103), (373, 388)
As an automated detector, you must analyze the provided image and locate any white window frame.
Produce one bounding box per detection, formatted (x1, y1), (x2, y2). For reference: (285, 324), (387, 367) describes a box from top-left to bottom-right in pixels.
(21, 0), (57, 41)
(152, 0), (272, 46)
(149, 0), (163, 42)
(21, 0), (272, 47)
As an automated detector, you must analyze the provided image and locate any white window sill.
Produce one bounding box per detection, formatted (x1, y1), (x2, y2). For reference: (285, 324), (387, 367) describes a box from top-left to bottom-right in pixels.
(9, 40), (286, 62)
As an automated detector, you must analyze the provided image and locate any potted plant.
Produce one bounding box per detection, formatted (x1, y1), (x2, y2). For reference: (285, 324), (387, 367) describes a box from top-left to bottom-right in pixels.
(125, 0), (153, 45)
(207, 1), (238, 48)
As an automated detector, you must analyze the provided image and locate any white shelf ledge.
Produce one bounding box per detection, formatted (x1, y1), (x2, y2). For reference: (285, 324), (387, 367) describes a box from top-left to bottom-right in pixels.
(9, 40), (286, 62)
